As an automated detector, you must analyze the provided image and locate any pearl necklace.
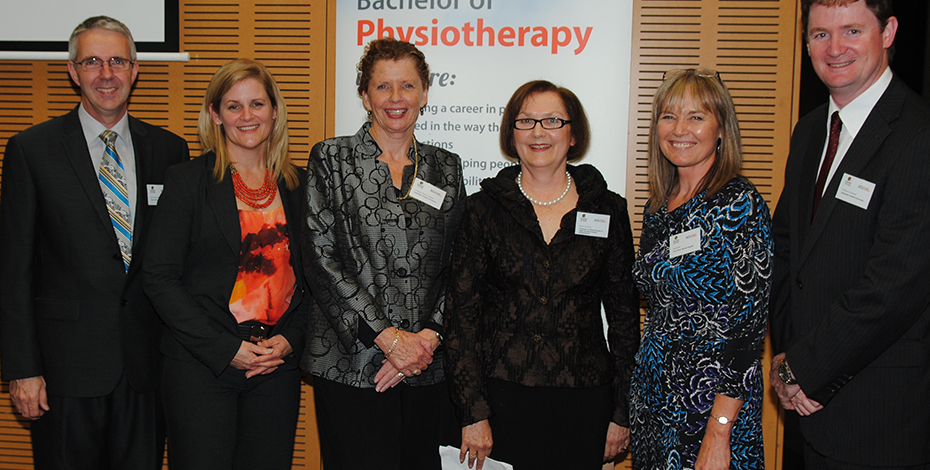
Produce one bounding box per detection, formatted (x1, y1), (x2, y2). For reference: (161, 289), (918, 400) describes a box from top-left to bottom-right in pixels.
(517, 170), (572, 206)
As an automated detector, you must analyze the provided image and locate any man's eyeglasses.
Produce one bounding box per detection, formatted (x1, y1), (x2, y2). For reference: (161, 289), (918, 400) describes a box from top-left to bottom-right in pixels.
(662, 68), (721, 82)
(513, 117), (572, 130)
(73, 57), (134, 72)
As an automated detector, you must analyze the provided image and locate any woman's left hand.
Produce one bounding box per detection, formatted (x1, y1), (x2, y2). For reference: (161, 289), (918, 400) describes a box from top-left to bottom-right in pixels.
(603, 422), (630, 462)
(373, 329), (442, 392)
(248, 335), (293, 378)
(695, 423), (731, 470)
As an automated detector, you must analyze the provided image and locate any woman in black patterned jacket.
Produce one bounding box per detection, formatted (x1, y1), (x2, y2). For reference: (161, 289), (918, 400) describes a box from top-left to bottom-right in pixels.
(301, 38), (465, 470)
(444, 80), (640, 470)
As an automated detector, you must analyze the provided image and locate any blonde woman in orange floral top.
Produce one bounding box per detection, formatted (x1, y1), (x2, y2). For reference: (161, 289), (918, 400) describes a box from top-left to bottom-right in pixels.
(144, 59), (309, 470)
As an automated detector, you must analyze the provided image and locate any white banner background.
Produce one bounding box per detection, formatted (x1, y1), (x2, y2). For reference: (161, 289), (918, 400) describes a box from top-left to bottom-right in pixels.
(335, 0), (633, 196)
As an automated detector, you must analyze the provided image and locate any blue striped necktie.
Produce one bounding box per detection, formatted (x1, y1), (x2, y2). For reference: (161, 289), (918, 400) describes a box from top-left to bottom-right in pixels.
(99, 130), (132, 271)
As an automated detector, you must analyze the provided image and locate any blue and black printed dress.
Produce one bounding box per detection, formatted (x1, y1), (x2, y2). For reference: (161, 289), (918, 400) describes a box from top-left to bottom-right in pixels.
(630, 177), (772, 470)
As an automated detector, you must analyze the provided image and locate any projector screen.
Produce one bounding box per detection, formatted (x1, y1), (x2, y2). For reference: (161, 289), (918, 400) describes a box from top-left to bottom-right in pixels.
(0, 0), (178, 52)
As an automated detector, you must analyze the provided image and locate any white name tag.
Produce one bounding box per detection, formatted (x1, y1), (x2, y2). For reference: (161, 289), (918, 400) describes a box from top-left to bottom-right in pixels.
(146, 184), (164, 205)
(835, 173), (875, 210)
(575, 212), (610, 238)
(669, 227), (701, 258)
(408, 178), (447, 210)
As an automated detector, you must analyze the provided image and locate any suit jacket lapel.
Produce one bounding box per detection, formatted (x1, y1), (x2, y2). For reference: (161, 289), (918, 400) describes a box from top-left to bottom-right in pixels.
(278, 178), (303, 282)
(799, 77), (904, 265)
(209, 163), (242, 256)
(61, 108), (117, 243)
(127, 116), (152, 275)
(796, 106), (828, 247)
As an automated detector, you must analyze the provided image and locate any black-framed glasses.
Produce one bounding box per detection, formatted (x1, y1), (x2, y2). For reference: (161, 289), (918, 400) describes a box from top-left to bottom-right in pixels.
(663, 68), (721, 82)
(513, 117), (572, 130)
(74, 57), (134, 72)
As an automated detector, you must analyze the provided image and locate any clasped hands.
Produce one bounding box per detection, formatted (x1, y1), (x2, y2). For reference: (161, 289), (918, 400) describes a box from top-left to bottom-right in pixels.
(230, 335), (293, 378)
(770, 353), (823, 416)
(373, 327), (438, 392)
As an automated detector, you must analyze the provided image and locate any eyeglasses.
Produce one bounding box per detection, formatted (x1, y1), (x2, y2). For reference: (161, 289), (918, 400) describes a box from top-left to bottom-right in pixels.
(662, 68), (721, 82)
(74, 57), (134, 72)
(513, 117), (572, 130)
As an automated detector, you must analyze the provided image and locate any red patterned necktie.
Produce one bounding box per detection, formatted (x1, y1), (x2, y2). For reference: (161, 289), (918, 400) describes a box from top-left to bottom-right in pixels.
(812, 111), (842, 219)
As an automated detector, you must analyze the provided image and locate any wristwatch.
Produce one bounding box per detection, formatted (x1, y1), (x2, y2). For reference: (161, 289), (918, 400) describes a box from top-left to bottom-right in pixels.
(778, 359), (798, 385)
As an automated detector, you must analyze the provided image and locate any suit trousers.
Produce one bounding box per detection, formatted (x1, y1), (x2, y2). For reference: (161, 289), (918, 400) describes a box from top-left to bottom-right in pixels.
(313, 377), (459, 470)
(805, 442), (930, 470)
(161, 355), (301, 470)
(485, 378), (612, 470)
(30, 372), (164, 470)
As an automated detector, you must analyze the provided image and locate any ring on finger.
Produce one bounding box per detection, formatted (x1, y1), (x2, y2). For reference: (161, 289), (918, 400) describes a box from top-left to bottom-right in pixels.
(396, 372), (404, 378)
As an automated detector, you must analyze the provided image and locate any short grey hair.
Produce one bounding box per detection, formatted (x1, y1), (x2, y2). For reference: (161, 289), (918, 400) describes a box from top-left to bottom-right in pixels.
(68, 16), (136, 62)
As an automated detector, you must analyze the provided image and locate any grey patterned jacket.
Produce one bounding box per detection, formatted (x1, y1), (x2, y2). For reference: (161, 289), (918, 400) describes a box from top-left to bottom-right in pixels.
(301, 123), (465, 388)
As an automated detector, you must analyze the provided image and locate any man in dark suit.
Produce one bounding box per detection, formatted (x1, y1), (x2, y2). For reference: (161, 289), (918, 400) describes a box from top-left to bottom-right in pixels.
(770, 0), (930, 468)
(0, 16), (189, 469)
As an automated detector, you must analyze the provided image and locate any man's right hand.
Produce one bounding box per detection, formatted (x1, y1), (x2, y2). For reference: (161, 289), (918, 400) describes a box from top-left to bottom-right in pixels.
(10, 376), (49, 420)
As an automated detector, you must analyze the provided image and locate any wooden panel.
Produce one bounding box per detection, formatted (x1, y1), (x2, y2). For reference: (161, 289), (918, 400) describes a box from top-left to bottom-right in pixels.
(623, 1), (801, 470)
(0, 1), (329, 468)
(1, 0), (800, 468)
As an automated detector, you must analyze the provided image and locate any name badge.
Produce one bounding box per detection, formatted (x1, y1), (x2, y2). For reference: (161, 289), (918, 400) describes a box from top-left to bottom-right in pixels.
(575, 212), (610, 238)
(408, 178), (447, 210)
(669, 227), (701, 258)
(146, 184), (164, 205)
(835, 173), (875, 210)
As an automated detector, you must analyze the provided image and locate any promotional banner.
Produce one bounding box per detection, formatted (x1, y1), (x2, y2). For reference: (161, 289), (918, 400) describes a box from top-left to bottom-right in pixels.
(335, 0), (633, 195)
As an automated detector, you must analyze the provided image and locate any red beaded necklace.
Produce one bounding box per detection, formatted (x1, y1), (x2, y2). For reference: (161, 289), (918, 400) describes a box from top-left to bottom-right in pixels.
(230, 165), (277, 209)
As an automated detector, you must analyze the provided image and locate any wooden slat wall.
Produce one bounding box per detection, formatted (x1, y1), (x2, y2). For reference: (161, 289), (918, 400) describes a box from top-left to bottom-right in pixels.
(623, 1), (801, 470)
(0, 0), (801, 468)
(0, 1), (329, 469)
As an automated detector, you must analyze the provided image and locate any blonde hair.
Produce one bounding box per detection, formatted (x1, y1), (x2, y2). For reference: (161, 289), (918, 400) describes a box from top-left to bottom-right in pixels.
(198, 59), (298, 190)
(647, 69), (742, 212)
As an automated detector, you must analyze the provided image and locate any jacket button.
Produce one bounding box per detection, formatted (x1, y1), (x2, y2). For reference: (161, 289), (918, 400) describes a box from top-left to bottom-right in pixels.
(796, 280), (803, 290)
(400, 319), (410, 329)
(120, 299), (128, 306)
(113, 254), (122, 261)
(543, 260), (551, 269)
(396, 267), (408, 277)
(533, 334), (542, 343)
(539, 296), (548, 305)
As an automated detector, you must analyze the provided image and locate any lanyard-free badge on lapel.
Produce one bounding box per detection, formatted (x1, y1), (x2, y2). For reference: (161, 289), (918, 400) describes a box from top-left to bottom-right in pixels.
(575, 212), (610, 238)
(408, 178), (446, 209)
(835, 173), (875, 210)
(669, 227), (701, 258)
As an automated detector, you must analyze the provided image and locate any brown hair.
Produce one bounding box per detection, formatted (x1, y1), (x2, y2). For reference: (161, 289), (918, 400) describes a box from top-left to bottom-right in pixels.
(499, 80), (590, 163)
(198, 59), (299, 190)
(357, 37), (430, 98)
(647, 69), (742, 212)
(800, 0), (895, 60)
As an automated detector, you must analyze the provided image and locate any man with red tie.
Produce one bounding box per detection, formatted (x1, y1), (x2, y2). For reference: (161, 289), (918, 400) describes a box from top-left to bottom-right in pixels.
(770, 0), (930, 468)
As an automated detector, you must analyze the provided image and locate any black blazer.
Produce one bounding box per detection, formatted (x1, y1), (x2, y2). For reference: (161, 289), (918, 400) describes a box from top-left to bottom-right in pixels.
(0, 106), (190, 397)
(143, 152), (308, 376)
(771, 76), (930, 465)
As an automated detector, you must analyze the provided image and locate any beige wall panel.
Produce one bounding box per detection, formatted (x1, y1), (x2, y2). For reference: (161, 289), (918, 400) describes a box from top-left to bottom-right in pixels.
(1, 0), (800, 468)
(624, 1), (801, 470)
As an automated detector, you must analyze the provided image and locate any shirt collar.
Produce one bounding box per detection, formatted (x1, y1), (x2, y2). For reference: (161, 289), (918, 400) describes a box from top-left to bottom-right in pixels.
(829, 67), (892, 139)
(78, 103), (131, 147)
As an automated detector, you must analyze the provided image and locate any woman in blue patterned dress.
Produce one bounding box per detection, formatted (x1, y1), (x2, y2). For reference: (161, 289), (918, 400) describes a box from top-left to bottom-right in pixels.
(630, 69), (772, 470)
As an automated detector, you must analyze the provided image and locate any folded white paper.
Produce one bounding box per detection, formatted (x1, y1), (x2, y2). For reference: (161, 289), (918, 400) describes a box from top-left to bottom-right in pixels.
(439, 445), (514, 470)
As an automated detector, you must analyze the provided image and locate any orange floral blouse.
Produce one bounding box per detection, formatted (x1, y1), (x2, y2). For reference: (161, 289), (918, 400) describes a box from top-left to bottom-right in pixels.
(229, 205), (295, 325)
